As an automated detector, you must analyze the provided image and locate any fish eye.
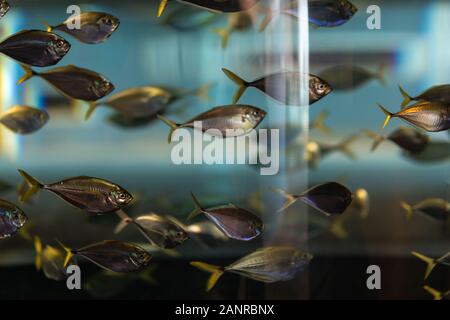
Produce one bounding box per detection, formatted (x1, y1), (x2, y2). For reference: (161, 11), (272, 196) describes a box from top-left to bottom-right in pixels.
(252, 111), (259, 117)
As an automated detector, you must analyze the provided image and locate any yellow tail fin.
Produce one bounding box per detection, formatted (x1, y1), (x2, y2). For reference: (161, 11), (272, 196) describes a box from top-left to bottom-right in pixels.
(34, 236), (43, 271)
(259, 11), (274, 32)
(190, 261), (224, 292)
(85, 102), (98, 121)
(338, 134), (358, 160)
(17, 169), (43, 203)
(157, 114), (180, 143)
(17, 65), (37, 85)
(157, 0), (169, 17)
(187, 192), (204, 221)
(400, 202), (414, 220)
(376, 104), (394, 130)
(272, 188), (298, 212)
(423, 286), (443, 300)
(399, 85), (412, 108)
(411, 251), (436, 279)
(213, 28), (231, 49)
(56, 239), (74, 268)
(363, 130), (385, 152)
(221, 68), (249, 104)
(312, 110), (332, 134)
(44, 21), (53, 32)
(194, 82), (213, 102)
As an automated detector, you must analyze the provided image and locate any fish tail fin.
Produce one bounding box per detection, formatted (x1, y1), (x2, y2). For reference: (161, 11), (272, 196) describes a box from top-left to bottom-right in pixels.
(423, 286), (443, 300)
(399, 85), (412, 108)
(139, 266), (158, 286)
(114, 210), (133, 234)
(400, 201), (414, 220)
(221, 68), (249, 104)
(157, 0), (169, 17)
(190, 261), (224, 292)
(17, 65), (37, 85)
(377, 64), (387, 86)
(213, 28), (231, 49)
(376, 104), (394, 130)
(411, 251), (436, 279)
(34, 236), (43, 271)
(44, 21), (53, 32)
(17, 169), (43, 203)
(157, 114), (180, 143)
(272, 188), (298, 212)
(187, 192), (204, 221)
(259, 11), (275, 32)
(194, 82), (213, 102)
(85, 102), (98, 121)
(312, 110), (332, 134)
(363, 130), (385, 152)
(338, 134), (358, 160)
(56, 239), (73, 268)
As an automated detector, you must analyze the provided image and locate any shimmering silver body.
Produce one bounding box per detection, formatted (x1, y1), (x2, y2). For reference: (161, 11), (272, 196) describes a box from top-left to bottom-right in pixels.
(0, 106), (49, 134)
(0, 199), (27, 239)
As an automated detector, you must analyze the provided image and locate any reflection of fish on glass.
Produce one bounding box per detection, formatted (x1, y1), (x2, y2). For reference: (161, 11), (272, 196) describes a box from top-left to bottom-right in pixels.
(423, 286), (450, 301)
(364, 127), (429, 154)
(0, 106), (49, 134)
(115, 210), (190, 249)
(34, 236), (69, 281)
(213, 10), (257, 49)
(157, 0), (260, 17)
(258, 0), (358, 31)
(191, 246), (313, 291)
(411, 251), (450, 280)
(45, 12), (120, 44)
(160, 5), (220, 31)
(318, 65), (386, 91)
(402, 141), (450, 164)
(401, 198), (449, 221)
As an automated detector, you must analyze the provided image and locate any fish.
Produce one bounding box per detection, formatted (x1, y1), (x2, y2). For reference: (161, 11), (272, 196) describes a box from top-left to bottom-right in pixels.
(401, 198), (449, 221)
(187, 192), (263, 241)
(157, 105), (266, 142)
(34, 236), (69, 281)
(161, 5), (220, 31)
(86, 83), (211, 120)
(377, 102), (450, 132)
(213, 11), (256, 49)
(18, 65), (114, 103)
(318, 65), (385, 91)
(0, 199), (27, 239)
(157, 0), (259, 17)
(259, 0), (358, 31)
(0, 0), (10, 19)
(0, 30), (70, 67)
(106, 113), (156, 129)
(115, 210), (189, 249)
(85, 267), (157, 299)
(402, 141), (450, 164)
(309, 110), (332, 134)
(191, 246), (313, 291)
(58, 240), (152, 273)
(46, 12), (120, 44)
(185, 220), (229, 241)
(364, 127), (429, 154)
(399, 85), (450, 108)
(18, 169), (133, 213)
(222, 68), (332, 105)
(273, 182), (353, 215)
(0, 106), (49, 134)
(411, 251), (450, 279)
(305, 134), (358, 169)
(423, 286), (450, 300)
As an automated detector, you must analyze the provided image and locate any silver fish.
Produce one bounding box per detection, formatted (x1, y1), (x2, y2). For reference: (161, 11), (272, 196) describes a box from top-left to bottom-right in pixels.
(191, 246), (312, 291)
(0, 106), (49, 134)
(0, 199), (27, 239)
(157, 105), (266, 142)
(157, 0), (259, 17)
(0, 30), (70, 67)
(18, 169), (133, 213)
(222, 68), (332, 106)
(46, 12), (120, 44)
(399, 85), (450, 108)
